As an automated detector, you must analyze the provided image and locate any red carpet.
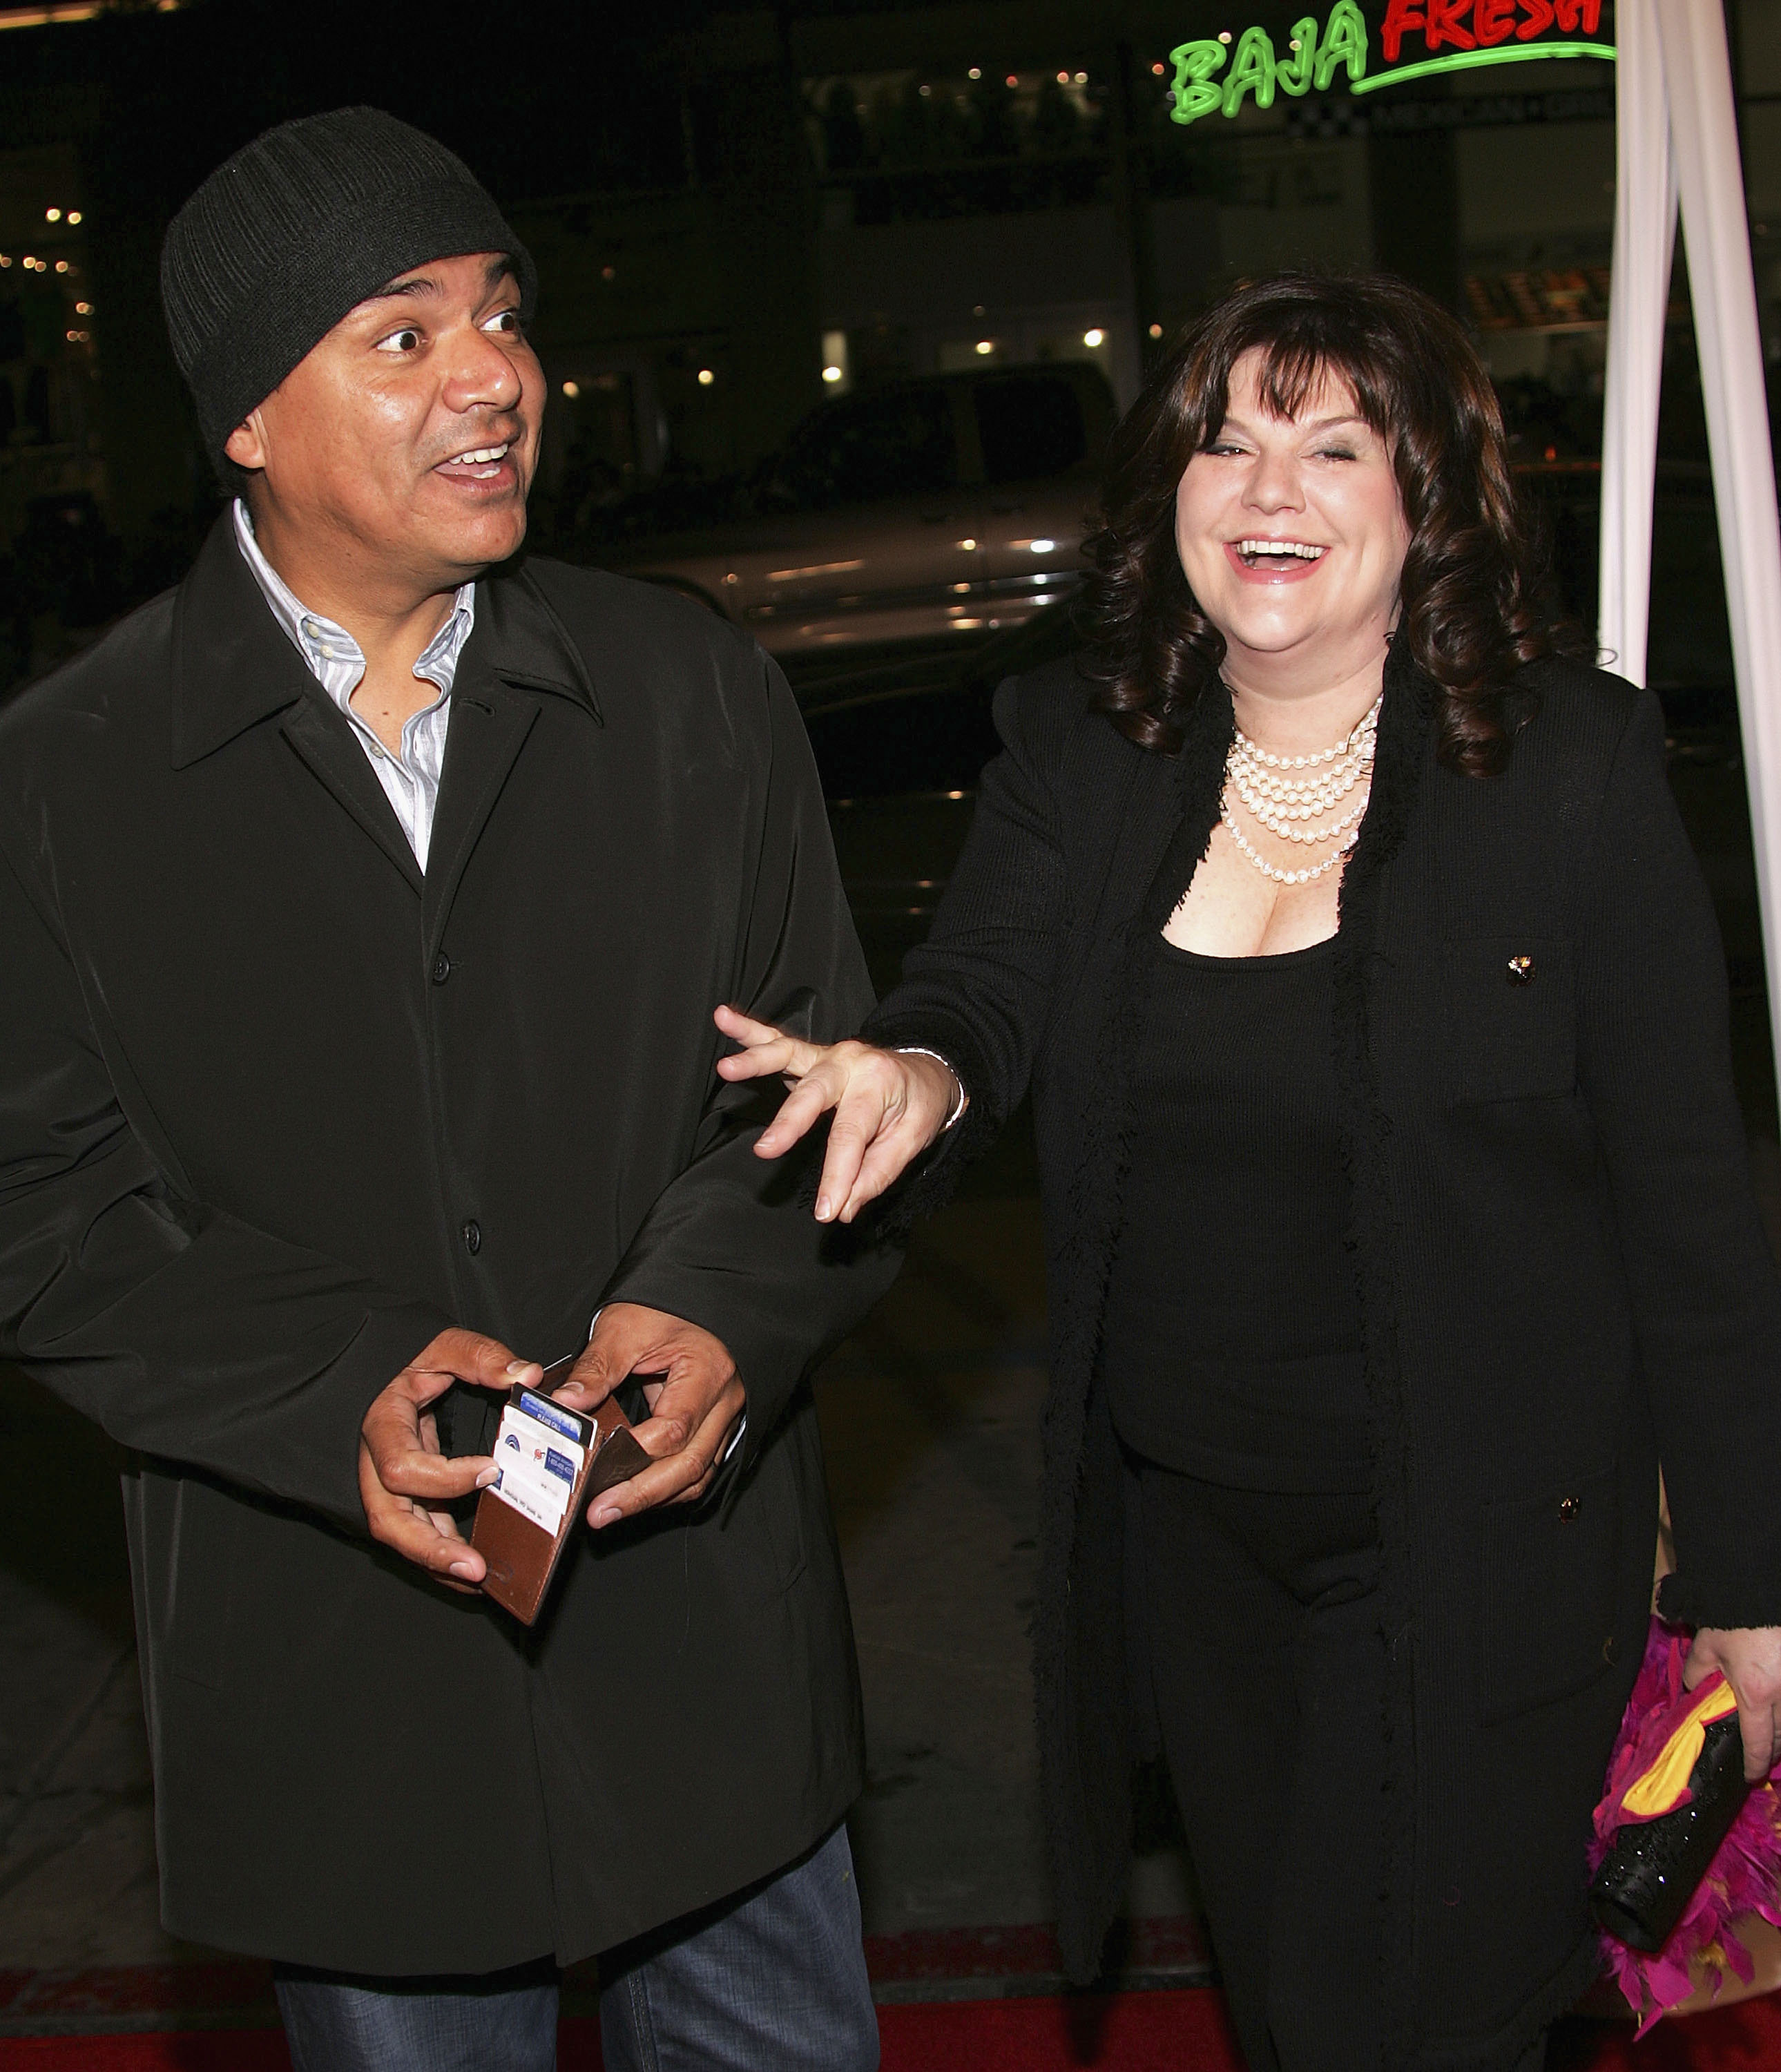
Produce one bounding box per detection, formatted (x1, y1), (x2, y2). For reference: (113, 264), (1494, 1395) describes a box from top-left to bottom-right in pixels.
(1, 1992), (1779, 2069)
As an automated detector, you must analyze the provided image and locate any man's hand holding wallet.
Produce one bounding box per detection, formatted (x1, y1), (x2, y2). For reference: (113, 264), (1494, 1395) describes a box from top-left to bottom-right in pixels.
(358, 1305), (745, 1616)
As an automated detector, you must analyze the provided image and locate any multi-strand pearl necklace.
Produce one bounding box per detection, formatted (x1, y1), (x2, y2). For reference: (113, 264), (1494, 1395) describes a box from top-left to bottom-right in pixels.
(1220, 693), (1382, 887)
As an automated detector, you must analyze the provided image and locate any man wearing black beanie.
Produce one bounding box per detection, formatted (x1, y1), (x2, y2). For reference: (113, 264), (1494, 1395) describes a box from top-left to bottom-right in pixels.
(0, 107), (896, 2072)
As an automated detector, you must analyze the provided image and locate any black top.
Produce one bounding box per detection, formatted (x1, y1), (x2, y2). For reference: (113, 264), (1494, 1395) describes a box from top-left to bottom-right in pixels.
(1101, 932), (1371, 1491)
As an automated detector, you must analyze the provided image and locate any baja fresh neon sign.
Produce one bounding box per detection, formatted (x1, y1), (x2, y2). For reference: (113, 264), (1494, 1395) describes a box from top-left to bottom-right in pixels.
(1168, 0), (1615, 124)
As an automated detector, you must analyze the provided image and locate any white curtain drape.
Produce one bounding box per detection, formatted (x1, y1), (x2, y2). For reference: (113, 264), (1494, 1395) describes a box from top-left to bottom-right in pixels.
(1599, 0), (1781, 1085)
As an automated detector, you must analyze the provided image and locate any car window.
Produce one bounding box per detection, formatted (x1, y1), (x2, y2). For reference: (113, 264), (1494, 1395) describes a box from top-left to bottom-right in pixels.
(975, 373), (1090, 486)
(778, 387), (959, 508)
(806, 684), (1003, 801)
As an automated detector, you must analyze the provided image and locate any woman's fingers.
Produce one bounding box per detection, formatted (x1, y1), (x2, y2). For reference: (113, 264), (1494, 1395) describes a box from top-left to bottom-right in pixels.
(756, 1064), (850, 1156)
(815, 1082), (896, 1219)
(830, 1053), (961, 1220)
(712, 1004), (822, 1084)
(713, 1002), (782, 1046)
(720, 1024), (961, 1209)
(838, 1117), (934, 1221)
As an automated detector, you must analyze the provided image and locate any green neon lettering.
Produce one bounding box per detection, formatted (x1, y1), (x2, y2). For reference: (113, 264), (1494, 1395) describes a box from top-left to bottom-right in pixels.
(1277, 17), (1321, 96)
(1315, 1), (1370, 90)
(1168, 37), (1229, 124)
(1223, 25), (1278, 115)
(1349, 40), (1615, 91)
(1163, 11), (1612, 121)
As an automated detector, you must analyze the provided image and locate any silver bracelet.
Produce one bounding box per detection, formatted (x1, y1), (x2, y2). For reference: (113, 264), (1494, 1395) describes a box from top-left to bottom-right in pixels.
(890, 1046), (969, 1131)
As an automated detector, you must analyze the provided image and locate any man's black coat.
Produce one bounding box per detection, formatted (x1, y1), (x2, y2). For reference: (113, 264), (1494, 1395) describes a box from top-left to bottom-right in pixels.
(866, 644), (1781, 2070)
(0, 515), (898, 1972)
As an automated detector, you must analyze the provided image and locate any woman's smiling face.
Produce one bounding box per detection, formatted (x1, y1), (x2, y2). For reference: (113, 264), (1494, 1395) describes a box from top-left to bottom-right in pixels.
(1174, 348), (1410, 689)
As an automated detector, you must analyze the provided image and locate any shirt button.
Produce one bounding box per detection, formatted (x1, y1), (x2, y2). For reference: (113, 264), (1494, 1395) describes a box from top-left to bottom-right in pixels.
(432, 953), (452, 985)
(461, 1219), (482, 1256)
(1559, 1495), (1581, 1522)
(1507, 955), (1535, 985)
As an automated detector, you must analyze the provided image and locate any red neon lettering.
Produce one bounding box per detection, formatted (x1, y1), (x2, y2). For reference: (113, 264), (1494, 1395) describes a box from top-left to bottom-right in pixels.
(1516, 0), (1556, 37)
(1381, 0), (1427, 63)
(1474, 0), (1516, 44)
(1554, 0), (1601, 29)
(1425, 0), (1478, 48)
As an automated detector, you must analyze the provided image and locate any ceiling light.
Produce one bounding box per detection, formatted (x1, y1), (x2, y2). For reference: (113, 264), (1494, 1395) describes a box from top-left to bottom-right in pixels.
(561, 379), (580, 398)
(55, 260), (68, 273)
(697, 367), (715, 385)
(974, 339), (994, 356)
(1028, 539), (1056, 553)
(76, 300), (93, 313)
(1148, 322), (1164, 338)
(968, 66), (981, 79)
(1057, 71), (1069, 84)
(67, 210), (81, 225)
(1005, 73), (1018, 86)
(956, 537), (977, 550)
(1083, 327), (1104, 348)
(1074, 72), (1087, 84)
(822, 364), (843, 383)
(45, 207), (61, 222)
(1152, 61), (1166, 75)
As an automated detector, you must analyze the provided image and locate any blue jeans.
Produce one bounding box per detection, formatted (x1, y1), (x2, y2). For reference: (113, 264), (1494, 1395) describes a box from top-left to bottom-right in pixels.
(273, 1823), (878, 2072)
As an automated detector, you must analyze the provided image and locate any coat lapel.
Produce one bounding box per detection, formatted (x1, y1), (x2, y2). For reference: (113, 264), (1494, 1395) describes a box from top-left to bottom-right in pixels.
(421, 564), (604, 961)
(171, 509), (423, 896)
(278, 697), (425, 896)
(421, 670), (539, 958)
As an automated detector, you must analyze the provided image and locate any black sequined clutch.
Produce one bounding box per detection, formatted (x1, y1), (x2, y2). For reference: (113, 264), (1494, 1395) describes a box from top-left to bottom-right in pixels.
(1590, 1711), (1753, 1953)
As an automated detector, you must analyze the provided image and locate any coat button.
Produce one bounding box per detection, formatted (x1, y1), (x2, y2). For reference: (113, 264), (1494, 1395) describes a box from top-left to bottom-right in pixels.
(1559, 1494), (1580, 1522)
(432, 953), (452, 985)
(461, 1219), (482, 1255)
(1507, 955), (1534, 985)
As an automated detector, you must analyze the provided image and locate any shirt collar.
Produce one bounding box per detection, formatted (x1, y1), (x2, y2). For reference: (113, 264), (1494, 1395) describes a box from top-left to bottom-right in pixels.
(231, 498), (476, 697)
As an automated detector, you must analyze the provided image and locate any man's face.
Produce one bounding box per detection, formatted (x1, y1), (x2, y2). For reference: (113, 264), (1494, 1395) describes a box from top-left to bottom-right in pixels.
(225, 251), (543, 590)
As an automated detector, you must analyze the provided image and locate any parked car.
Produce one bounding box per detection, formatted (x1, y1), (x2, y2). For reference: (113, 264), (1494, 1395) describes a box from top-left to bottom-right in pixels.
(801, 606), (1077, 986)
(606, 363), (1116, 656)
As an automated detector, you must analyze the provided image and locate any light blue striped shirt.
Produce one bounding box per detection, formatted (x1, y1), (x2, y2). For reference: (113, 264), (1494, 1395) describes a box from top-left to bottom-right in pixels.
(233, 499), (474, 870)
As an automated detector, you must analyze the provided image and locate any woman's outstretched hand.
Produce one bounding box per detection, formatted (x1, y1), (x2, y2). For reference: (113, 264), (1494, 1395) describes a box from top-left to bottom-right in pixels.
(713, 1004), (961, 1222)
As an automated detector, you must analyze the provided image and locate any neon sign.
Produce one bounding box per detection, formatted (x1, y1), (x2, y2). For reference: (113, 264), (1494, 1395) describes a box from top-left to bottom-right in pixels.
(1168, 1), (1615, 124)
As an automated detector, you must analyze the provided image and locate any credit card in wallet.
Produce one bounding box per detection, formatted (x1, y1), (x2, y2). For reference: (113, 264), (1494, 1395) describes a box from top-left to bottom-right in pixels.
(488, 1408), (577, 1525)
(489, 1457), (566, 1533)
(470, 1355), (652, 1627)
(492, 1407), (583, 1489)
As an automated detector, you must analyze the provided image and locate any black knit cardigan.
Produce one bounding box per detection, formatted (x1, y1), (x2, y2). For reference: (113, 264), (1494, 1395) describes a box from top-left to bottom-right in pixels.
(863, 640), (1781, 2072)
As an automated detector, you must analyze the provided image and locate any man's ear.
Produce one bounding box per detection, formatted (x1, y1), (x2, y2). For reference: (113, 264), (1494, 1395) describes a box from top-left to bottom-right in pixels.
(224, 410), (268, 472)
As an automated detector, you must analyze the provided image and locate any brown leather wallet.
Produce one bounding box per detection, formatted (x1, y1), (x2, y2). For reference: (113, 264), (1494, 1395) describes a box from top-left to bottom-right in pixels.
(471, 1355), (651, 1626)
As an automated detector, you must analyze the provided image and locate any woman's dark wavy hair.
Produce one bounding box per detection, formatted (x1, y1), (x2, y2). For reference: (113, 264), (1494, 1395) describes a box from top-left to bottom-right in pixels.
(1081, 271), (1590, 776)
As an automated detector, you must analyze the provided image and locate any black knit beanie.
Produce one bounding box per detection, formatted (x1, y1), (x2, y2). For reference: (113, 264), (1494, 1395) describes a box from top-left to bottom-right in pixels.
(161, 107), (537, 469)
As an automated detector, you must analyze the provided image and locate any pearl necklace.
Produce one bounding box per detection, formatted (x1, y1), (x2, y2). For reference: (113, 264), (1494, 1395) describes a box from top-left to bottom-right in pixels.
(1221, 693), (1381, 887)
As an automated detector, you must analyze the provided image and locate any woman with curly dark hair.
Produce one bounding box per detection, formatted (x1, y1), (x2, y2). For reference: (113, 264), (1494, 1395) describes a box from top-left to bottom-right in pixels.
(715, 273), (1781, 2071)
